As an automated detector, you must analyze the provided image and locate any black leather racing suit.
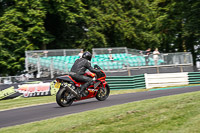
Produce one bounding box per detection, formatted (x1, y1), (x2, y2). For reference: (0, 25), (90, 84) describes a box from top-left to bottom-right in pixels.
(69, 58), (101, 94)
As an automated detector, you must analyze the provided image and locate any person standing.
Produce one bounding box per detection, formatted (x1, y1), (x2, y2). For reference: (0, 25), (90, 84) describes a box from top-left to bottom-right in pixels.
(153, 48), (160, 66)
(108, 54), (114, 61)
(78, 50), (84, 58)
(144, 48), (151, 66)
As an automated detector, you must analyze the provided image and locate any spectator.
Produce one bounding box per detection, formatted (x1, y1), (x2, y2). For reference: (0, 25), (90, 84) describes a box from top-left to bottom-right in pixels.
(78, 50), (84, 58)
(144, 48), (151, 66)
(109, 54), (114, 61)
(32, 53), (38, 58)
(153, 48), (160, 66)
(43, 50), (48, 57)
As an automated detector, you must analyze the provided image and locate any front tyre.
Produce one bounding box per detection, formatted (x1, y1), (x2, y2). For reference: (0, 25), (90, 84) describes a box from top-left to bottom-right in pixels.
(96, 84), (110, 101)
(56, 87), (73, 107)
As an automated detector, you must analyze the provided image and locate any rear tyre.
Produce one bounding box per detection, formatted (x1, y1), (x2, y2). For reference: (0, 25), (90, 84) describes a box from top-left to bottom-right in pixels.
(56, 87), (73, 107)
(96, 84), (110, 101)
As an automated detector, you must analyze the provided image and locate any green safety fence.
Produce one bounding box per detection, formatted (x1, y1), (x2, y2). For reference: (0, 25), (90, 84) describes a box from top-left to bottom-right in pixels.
(106, 74), (146, 90)
(188, 72), (200, 84)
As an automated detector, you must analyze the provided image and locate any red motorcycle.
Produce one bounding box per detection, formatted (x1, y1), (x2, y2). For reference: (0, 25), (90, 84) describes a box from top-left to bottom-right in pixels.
(55, 65), (110, 107)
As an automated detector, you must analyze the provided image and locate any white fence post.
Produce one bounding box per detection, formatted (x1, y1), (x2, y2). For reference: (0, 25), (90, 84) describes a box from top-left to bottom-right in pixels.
(144, 73), (149, 89)
(37, 56), (41, 78)
(25, 51), (29, 71)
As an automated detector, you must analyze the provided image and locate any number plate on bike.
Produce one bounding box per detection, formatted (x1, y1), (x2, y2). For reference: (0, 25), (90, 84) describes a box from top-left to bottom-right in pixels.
(54, 82), (61, 88)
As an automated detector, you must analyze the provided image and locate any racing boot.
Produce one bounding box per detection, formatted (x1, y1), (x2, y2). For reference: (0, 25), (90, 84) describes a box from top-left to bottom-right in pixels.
(80, 86), (87, 97)
(80, 82), (91, 97)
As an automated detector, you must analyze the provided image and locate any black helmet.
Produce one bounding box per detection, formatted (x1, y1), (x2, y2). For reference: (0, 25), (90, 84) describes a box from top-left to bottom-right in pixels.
(82, 51), (92, 61)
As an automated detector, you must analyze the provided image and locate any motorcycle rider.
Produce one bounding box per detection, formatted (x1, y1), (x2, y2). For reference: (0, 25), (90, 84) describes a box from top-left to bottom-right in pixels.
(69, 51), (101, 97)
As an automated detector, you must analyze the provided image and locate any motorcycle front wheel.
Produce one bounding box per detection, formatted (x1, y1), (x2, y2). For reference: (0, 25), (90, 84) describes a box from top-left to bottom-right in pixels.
(96, 84), (110, 101)
(56, 87), (73, 107)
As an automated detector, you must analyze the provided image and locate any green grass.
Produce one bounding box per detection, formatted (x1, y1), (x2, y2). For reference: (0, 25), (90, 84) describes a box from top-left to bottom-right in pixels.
(0, 95), (56, 111)
(1, 91), (200, 133)
(0, 89), (146, 111)
(150, 84), (200, 90)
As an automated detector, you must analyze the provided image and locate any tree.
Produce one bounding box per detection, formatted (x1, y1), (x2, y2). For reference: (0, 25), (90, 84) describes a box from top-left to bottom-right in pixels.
(153, 0), (200, 64)
(0, 0), (85, 75)
(1, 0), (200, 75)
(81, 0), (161, 50)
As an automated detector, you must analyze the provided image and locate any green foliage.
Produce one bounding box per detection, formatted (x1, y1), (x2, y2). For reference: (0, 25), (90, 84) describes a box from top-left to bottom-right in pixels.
(0, 0), (52, 75)
(153, 0), (200, 64)
(0, 0), (200, 75)
(82, 0), (160, 50)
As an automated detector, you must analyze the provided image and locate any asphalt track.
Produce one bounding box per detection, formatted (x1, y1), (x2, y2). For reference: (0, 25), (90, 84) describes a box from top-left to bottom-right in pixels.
(0, 85), (200, 128)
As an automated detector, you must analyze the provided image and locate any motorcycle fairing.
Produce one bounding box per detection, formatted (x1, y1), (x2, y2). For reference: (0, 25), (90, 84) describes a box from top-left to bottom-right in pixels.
(56, 75), (77, 84)
(56, 75), (85, 87)
(102, 81), (108, 88)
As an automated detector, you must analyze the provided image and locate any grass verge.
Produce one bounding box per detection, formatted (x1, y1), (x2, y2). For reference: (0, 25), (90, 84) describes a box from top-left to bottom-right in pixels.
(0, 89), (146, 111)
(1, 90), (200, 133)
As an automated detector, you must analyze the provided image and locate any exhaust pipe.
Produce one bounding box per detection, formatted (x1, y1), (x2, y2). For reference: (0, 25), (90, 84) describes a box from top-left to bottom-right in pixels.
(65, 85), (81, 99)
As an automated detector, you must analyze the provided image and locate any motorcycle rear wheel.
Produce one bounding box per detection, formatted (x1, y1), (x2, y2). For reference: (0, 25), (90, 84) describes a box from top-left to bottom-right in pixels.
(56, 87), (73, 107)
(96, 84), (110, 101)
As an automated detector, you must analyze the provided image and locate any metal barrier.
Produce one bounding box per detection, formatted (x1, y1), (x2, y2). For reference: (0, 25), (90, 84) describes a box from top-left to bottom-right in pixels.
(1, 72), (200, 100)
(188, 72), (200, 84)
(104, 72), (197, 90)
(92, 47), (192, 67)
(25, 49), (83, 78)
(0, 76), (28, 84)
(127, 48), (141, 55)
(106, 72), (200, 90)
(106, 74), (145, 89)
(159, 52), (193, 65)
(25, 48), (193, 78)
(144, 73), (189, 89)
(92, 47), (127, 55)
(25, 49), (83, 71)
